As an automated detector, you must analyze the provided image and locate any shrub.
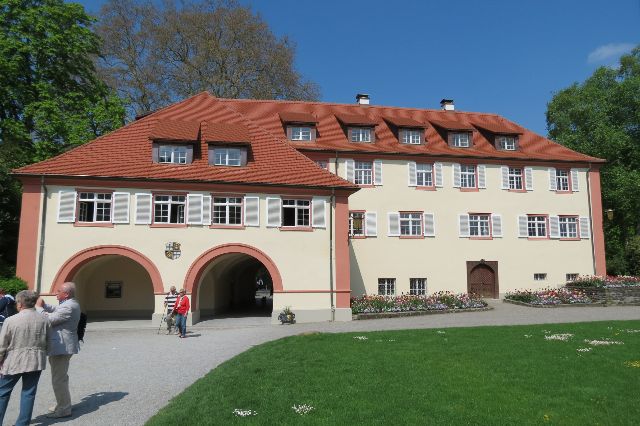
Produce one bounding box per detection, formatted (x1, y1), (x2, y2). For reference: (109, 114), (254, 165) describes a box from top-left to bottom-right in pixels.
(0, 276), (28, 296)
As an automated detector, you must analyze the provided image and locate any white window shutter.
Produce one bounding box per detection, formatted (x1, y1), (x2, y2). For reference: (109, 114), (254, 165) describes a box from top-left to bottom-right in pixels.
(365, 212), (377, 237)
(453, 163), (461, 187)
(434, 162), (443, 187)
(387, 212), (400, 236)
(345, 159), (355, 183)
(549, 216), (560, 239)
(548, 168), (557, 191)
(374, 160), (383, 185)
(478, 165), (486, 189)
(518, 215), (528, 238)
(266, 197), (281, 227)
(57, 190), (77, 223)
(501, 166), (509, 190)
(579, 217), (591, 239)
(492, 214), (503, 237)
(423, 213), (435, 237)
(525, 167), (534, 191)
(408, 162), (417, 186)
(571, 169), (580, 191)
(112, 192), (130, 224)
(187, 194), (203, 225)
(244, 196), (259, 227)
(135, 193), (152, 224)
(202, 195), (211, 225)
(459, 214), (470, 237)
(312, 197), (326, 228)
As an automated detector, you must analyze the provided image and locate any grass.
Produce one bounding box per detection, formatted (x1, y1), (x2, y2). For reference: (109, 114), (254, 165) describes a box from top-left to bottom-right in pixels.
(147, 321), (640, 425)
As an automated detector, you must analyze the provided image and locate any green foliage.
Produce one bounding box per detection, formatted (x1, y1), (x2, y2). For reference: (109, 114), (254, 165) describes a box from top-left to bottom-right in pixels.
(547, 46), (640, 274)
(0, 276), (28, 295)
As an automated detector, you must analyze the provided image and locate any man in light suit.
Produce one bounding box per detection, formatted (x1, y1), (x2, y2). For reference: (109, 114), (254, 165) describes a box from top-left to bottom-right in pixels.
(36, 281), (81, 418)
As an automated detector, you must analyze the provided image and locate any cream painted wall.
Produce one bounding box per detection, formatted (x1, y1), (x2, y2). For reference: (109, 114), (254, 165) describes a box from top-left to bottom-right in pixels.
(333, 157), (597, 296)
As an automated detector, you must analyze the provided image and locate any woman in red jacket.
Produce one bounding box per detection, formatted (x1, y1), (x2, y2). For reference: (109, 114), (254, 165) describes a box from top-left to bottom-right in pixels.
(173, 289), (190, 338)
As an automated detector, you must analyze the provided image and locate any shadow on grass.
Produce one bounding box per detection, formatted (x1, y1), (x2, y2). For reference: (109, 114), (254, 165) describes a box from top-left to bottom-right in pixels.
(31, 391), (128, 425)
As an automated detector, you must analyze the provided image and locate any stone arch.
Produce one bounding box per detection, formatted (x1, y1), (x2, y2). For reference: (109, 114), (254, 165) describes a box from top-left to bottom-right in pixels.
(51, 245), (164, 295)
(184, 243), (282, 310)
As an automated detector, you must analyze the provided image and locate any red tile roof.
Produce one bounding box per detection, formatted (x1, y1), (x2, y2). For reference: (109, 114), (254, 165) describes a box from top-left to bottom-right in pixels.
(472, 120), (523, 134)
(149, 120), (200, 141)
(14, 93), (604, 186)
(278, 111), (318, 124)
(383, 116), (426, 128)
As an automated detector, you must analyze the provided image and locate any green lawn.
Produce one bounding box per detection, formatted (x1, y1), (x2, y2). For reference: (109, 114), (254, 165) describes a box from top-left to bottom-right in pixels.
(147, 321), (640, 425)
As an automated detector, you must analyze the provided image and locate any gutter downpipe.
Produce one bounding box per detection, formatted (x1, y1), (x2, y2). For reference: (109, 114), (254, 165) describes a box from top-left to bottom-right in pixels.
(586, 163), (598, 276)
(36, 175), (48, 293)
(329, 187), (335, 321)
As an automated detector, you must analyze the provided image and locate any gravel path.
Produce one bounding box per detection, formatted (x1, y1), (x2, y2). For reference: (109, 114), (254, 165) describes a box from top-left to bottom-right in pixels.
(4, 301), (640, 426)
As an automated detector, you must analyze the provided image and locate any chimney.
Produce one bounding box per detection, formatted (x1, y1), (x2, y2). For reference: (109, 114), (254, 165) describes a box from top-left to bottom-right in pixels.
(356, 93), (370, 105)
(440, 99), (455, 111)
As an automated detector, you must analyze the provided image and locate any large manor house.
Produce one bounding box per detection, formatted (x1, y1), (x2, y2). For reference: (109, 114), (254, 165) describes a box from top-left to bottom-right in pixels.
(14, 93), (605, 323)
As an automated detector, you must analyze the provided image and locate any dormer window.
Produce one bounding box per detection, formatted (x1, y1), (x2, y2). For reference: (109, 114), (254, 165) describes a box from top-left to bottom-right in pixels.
(350, 127), (373, 143)
(452, 132), (471, 148)
(159, 145), (188, 164)
(497, 135), (518, 151)
(290, 126), (313, 141)
(401, 129), (422, 145)
(213, 147), (242, 166)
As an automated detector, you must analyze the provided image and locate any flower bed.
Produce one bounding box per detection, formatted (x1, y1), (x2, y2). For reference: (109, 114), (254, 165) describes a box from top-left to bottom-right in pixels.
(350, 292), (487, 314)
(565, 276), (640, 305)
(567, 275), (640, 288)
(504, 288), (592, 306)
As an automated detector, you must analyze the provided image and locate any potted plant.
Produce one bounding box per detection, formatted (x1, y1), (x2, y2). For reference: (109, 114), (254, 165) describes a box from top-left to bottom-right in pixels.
(278, 306), (295, 324)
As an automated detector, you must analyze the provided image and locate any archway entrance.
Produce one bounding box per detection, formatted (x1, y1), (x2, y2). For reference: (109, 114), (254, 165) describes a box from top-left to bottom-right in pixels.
(52, 246), (162, 319)
(466, 260), (499, 298)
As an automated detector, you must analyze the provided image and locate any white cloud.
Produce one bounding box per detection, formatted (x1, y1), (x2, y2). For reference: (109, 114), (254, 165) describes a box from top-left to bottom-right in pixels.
(587, 43), (635, 63)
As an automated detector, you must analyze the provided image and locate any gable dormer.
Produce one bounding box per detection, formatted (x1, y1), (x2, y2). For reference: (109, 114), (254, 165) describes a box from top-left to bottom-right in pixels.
(149, 120), (200, 164)
(429, 119), (475, 148)
(335, 113), (377, 143)
(473, 121), (523, 151)
(279, 112), (318, 141)
(383, 116), (427, 145)
(202, 121), (251, 167)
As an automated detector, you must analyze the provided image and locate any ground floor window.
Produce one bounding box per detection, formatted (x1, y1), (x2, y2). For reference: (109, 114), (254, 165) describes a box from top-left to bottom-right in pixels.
(534, 273), (547, 281)
(566, 273), (579, 282)
(409, 278), (427, 295)
(378, 278), (396, 296)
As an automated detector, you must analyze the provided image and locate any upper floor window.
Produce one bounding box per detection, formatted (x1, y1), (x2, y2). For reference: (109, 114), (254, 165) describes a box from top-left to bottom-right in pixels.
(469, 214), (490, 237)
(556, 169), (570, 191)
(378, 278), (396, 296)
(214, 147), (242, 166)
(498, 136), (517, 150)
(508, 167), (523, 190)
(527, 215), (547, 238)
(213, 196), (243, 226)
(315, 160), (328, 170)
(282, 199), (310, 227)
(350, 127), (373, 143)
(460, 165), (476, 188)
(452, 132), (470, 147)
(410, 278), (427, 295)
(401, 129), (422, 145)
(416, 164), (433, 187)
(159, 145), (188, 164)
(290, 126), (313, 141)
(559, 216), (578, 238)
(349, 212), (365, 237)
(354, 161), (373, 186)
(400, 212), (422, 236)
(154, 195), (186, 224)
(78, 192), (112, 222)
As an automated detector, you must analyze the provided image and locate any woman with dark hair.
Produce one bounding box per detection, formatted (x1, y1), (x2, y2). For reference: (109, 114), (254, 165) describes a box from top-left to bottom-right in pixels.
(0, 290), (48, 426)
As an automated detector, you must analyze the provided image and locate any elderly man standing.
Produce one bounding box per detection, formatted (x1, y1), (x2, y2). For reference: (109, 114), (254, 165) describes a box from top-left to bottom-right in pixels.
(36, 281), (80, 418)
(0, 290), (48, 426)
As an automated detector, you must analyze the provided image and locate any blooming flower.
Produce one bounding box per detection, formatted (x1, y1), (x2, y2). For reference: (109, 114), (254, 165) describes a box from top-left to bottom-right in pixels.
(545, 333), (574, 341)
(353, 336), (368, 340)
(233, 409), (257, 417)
(584, 339), (624, 346)
(292, 404), (315, 415)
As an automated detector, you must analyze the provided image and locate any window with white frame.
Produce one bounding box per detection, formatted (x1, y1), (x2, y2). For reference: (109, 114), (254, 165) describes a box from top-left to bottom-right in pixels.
(78, 192), (112, 222)
(351, 127), (372, 142)
(566, 273), (579, 282)
(290, 126), (313, 141)
(400, 212), (422, 236)
(354, 161), (373, 185)
(527, 215), (547, 238)
(159, 145), (188, 164)
(315, 160), (328, 170)
(508, 167), (523, 190)
(349, 211), (365, 237)
(452, 132), (470, 147)
(214, 147), (242, 166)
(410, 278), (427, 295)
(416, 164), (433, 187)
(212, 196), (243, 225)
(469, 214), (490, 237)
(154, 195), (186, 224)
(460, 165), (476, 188)
(378, 278), (396, 296)
(534, 273), (547, 281)
(498, 136), (516, 150)
(559, 216), (578, 238)
(556, 169), (570, 191)
(282, 199), (310, 227)
(402, 129), (422, 144)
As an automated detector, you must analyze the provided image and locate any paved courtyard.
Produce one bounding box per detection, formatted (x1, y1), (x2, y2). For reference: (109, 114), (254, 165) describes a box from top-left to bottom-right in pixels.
(4, 301), (640, 425)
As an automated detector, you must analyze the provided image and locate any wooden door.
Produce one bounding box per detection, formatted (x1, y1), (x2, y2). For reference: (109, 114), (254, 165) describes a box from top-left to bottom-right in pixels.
(468, 264), (496, 298)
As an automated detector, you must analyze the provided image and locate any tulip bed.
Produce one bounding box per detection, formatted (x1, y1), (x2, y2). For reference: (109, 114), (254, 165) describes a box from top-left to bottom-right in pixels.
(350, 292), (487, 314)
(505, 288), (592, 305)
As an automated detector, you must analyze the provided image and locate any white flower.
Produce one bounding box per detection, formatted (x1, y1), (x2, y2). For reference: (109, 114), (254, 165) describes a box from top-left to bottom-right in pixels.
(436, 331), (446, 334)
(353, 336), (368, 340)
(576, 347), (592, 352)
(524, 335), (532, 338)
(292, 404), (315, 415)
(584, 339), (624, 346)
(233, 409), (257, 417)
(544, 333), (574, 341)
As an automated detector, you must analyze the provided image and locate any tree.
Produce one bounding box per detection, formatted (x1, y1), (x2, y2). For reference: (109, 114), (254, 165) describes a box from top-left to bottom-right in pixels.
(547, 46), (640, 275)
(96, 0), (320, 118)
(0, 0), (125, 276)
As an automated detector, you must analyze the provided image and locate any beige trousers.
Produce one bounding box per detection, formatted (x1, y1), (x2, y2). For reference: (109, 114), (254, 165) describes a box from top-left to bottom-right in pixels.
(49, 355), (73, 412)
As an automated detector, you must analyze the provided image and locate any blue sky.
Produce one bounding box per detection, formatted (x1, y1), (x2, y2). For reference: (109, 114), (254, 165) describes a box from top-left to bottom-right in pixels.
(76, 0), (639, 136)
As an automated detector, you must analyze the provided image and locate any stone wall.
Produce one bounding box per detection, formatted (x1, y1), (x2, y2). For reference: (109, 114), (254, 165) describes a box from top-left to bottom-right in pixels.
(566, 285), (640, 305)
